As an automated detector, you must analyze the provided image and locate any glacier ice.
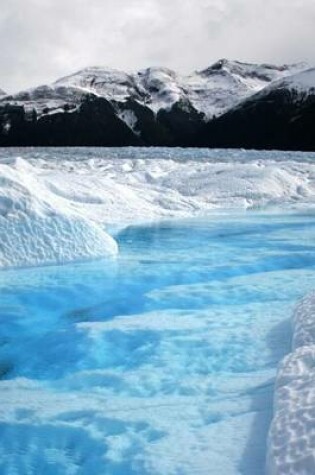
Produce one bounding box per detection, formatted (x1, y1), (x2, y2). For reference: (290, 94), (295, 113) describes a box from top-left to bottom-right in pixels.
(1, 212), (315, 474)
(0, 157), (117, 268)
(1, 147), (315, 268)
(2, 148), (315, 474)
(268, 292), (315, 474)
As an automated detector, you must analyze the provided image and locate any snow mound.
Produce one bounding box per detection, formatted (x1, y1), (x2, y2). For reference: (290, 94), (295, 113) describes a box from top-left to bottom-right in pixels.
(268, 292), (315, 474)
(0, 157), (117, 268)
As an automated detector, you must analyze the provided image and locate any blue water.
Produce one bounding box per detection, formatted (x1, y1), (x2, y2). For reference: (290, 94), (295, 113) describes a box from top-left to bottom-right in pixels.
(1, 213), (315, 474)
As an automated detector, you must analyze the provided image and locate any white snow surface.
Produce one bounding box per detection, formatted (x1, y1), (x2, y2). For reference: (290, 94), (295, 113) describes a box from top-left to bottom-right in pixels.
(2, 147), (315, 268)
(268, 292), (315, 474)
(0, 157), (118, 268)
(0, 60), (308, 120)
(275, 68), (315, 95)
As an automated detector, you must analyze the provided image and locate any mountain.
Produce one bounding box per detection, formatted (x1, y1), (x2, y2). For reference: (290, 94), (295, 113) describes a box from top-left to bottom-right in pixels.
(198, 68), (315, 151)
(53, 60), (304, 118)
(0, 60), (311, 148)
(0, 89), (5, 96)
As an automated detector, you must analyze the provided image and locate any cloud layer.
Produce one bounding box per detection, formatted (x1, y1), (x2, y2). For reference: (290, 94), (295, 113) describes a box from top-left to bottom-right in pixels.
(1, 0), (315, 92)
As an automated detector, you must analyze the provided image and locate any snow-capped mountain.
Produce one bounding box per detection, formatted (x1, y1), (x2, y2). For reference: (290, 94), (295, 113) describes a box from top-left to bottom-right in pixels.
(0, 88), (5, 96)
(53, 60), (304, 118)
(1, 59), (306, 120)
(184, 59), (306, 117)
(0, 59), (314, 149)
(199, 67), (315, 151)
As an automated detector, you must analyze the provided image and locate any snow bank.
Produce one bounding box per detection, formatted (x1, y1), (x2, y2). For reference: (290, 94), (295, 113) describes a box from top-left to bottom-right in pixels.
(267, 292), (315, 474)
(0, 157), (117, 268)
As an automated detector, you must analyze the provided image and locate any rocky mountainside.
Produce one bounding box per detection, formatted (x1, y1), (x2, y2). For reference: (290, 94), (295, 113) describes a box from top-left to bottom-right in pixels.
(198, 68), (315, 151)
(0, 59), (313, 148)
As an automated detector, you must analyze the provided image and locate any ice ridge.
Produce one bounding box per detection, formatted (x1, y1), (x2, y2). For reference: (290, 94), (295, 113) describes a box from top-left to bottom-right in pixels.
(267, 292), (315, 474)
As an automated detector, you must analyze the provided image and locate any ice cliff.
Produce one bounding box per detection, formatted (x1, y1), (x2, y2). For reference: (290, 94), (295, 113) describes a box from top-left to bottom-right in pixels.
(0, 157), (117, 268)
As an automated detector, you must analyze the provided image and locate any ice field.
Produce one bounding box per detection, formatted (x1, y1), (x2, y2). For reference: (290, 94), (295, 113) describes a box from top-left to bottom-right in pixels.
(1, 148), (315, 474)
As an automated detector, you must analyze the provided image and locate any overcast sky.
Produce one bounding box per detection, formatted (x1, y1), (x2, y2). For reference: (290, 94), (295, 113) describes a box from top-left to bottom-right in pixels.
(1, 0), (315, 93)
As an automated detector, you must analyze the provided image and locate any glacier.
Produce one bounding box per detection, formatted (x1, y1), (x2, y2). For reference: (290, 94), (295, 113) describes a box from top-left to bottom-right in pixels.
(2, 210), (315, 475)
(2, 146), (315, 268)
(0, 156), (117, 268)
(1, 147), (315, 475)
(268, 292), (315, 474)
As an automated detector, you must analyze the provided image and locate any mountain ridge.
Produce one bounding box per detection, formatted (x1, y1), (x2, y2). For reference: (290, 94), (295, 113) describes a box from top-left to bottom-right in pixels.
(198, 66), (315, 151)
(0, 59), (314, 149)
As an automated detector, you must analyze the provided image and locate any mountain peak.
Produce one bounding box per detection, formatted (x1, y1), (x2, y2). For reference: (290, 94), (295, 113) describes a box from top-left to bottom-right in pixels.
(137, 66), (177, 78)
(199, 59), (307, 79)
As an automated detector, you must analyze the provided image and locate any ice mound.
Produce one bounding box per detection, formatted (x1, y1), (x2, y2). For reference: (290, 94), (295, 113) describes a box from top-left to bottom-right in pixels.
(268, 292), (315, 474)
(8, 148), (315, 228)
(0, 158), (117, 268)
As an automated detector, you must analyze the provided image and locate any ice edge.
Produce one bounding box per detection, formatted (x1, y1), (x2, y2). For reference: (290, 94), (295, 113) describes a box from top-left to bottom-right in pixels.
(267, 291), (315, 474)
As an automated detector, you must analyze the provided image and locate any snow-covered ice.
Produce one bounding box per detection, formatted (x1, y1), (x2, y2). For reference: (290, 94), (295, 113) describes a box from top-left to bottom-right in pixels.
(1, 147), (315, 475)
(1, 147), (315, 268)
(0, 156), (117, 268)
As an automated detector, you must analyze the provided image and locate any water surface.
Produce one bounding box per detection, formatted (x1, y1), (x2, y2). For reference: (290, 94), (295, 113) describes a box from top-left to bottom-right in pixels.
(1, 213), (315, 474)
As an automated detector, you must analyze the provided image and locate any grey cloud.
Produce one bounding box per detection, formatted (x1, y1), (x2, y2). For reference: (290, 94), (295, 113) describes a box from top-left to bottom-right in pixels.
(1, 0), (315, 93)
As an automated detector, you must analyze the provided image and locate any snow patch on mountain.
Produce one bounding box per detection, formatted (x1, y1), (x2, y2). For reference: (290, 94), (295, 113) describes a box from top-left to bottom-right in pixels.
(117, 109), (139, 134)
